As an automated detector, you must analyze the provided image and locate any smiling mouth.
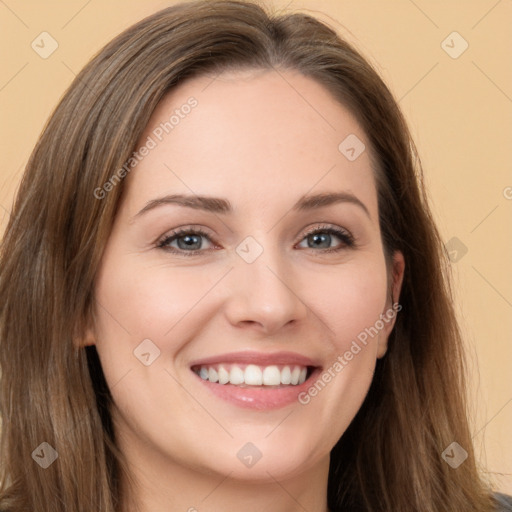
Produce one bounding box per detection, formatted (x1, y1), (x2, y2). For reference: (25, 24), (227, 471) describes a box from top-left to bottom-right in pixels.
(191, 363), (316, 387)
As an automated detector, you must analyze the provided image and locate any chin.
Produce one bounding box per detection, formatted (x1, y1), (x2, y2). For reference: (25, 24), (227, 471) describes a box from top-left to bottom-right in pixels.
(189, 434), (325, 483)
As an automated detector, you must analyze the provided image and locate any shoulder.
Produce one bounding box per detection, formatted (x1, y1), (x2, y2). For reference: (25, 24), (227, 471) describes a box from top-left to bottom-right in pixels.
(494, 492), (512, 511)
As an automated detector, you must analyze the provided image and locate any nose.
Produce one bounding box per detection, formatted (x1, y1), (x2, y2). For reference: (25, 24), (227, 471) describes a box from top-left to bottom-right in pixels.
(223, 242), (309, 335)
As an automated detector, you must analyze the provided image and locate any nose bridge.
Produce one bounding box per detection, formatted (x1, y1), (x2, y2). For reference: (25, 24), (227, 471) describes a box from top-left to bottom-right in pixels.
(224, 233), (307, 332)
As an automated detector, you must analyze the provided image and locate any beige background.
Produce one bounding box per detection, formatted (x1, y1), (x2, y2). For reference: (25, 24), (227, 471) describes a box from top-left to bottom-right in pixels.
(0, 0), (510, 494)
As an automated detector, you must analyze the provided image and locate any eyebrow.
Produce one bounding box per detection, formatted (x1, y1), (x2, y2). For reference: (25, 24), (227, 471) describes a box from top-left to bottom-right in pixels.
(133, 191), (370, 220)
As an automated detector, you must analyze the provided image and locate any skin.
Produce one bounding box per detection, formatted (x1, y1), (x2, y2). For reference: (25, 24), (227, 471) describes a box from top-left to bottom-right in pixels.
(88, 68), (405, 512)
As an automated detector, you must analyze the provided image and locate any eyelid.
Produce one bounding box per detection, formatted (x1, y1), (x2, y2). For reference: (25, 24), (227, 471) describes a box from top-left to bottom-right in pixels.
(156, 225), (217, 249)
(300, 223), (353, 241)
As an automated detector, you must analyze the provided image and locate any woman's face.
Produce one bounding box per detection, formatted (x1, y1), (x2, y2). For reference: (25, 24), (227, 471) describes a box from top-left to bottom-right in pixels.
(91, 68), (404, 483)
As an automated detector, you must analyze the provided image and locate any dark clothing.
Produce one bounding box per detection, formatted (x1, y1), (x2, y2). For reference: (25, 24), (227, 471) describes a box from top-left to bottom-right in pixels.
(495, 493), (512, 511)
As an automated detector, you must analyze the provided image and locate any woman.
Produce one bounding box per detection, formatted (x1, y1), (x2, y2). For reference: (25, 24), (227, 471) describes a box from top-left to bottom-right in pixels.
(0, 1), (510, 511)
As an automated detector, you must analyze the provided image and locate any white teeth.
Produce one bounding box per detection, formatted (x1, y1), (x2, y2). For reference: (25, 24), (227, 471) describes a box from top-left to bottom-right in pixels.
(229, 366), (244, 385)
(244, 364), (263, 385)
(195, 364), (310, 387)
(208, 367), (219, 383)
(218, 365), (229, 385)
(281, 366), (292, 385)
(262, 365), (281, 386)
(290, 366), (301, 385)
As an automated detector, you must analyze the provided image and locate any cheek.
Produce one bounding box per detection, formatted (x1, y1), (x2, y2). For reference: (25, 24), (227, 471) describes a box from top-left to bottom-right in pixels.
(94, 258), (217, 342)
(91, 255), (231, 402)
(293, 258), (389, 436)
(310, 258), (389, 352)
(91, 259), (218, 450)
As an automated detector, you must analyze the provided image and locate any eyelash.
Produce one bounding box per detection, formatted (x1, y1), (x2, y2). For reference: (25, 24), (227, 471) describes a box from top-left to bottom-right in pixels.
(156, 224), (356, 257)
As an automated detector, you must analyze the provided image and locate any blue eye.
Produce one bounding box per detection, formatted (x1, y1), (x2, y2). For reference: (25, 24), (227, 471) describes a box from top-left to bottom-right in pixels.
(298, 226), (355, 252)
(157, 225), (355, 256)
(157, 228), (214, 255)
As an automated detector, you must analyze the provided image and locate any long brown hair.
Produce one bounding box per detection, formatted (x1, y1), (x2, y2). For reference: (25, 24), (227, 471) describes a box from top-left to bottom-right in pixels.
(0, 1), (498, 510)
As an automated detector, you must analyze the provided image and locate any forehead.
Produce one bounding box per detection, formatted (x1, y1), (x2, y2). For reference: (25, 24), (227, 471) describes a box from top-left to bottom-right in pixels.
(121, 68), (377, 219)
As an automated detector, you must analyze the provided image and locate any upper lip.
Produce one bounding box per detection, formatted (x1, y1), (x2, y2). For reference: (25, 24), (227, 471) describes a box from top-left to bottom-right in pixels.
(189, 350), (321, 368)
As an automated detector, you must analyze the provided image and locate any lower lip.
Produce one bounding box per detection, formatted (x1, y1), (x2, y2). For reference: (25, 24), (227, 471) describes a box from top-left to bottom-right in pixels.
(192, 368), (322, 410)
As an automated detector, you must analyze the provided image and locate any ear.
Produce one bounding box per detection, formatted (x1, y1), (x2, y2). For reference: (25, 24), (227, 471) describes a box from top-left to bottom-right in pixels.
(73, 310), (97, 348)
(74, 327), (96, 348)
(376, 250), (405, 359)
